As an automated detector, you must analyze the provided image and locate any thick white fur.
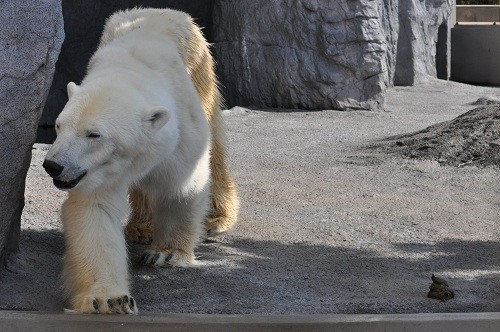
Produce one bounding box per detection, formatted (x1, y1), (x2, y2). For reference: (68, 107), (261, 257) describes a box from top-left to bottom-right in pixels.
(45, 8), (213, 314)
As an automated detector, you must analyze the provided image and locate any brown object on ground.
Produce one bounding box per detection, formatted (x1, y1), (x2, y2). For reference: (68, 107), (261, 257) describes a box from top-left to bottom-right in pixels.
(428, 274), (455, 301)
(375, 104), (500, 167)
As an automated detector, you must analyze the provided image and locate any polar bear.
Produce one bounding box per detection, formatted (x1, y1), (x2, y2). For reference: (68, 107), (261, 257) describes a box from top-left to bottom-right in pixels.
(42, 8), (239, 314)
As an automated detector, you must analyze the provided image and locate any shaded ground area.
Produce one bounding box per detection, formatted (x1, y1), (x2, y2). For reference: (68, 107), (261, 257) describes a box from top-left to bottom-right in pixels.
(373, 104), (500, 167)
(1, 79), (499, 314)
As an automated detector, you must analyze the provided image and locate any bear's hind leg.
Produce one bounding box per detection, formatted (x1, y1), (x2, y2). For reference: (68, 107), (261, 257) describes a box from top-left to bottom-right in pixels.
(206, 175), (239, 237)
(140, 190), (209, 267)
(205, 141), (240, 237)
(126, 187), (154, 245)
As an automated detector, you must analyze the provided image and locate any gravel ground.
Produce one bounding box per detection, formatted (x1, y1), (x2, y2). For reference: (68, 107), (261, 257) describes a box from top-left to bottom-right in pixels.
(1, 78), (499, 314)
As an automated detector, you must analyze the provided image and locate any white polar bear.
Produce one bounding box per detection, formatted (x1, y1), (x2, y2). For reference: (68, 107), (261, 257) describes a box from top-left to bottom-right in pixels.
(43, 8), (239, 314)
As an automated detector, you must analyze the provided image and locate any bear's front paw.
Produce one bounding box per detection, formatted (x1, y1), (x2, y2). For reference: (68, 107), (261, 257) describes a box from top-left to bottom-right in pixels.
(139, 248), (196, 267)
(71, 294), (138, 314)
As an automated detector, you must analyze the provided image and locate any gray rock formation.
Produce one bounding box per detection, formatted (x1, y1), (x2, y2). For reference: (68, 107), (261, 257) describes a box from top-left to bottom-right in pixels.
(394, 0), (453, 85)
(380, 0), (400, 86)
(213, 0), (395, 111)
(213, 0), (453, 110)
(0, 1), (64, 267)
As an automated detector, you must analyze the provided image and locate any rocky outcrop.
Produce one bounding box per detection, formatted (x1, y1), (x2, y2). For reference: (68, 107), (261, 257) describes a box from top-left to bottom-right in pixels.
(213, 0), (396, 111)
(213, 0), (453, 110)
(0, 1), (64, 266)
(394, 0), (453, 85)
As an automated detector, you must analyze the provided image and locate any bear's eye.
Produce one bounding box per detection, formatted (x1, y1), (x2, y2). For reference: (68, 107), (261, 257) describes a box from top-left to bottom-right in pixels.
(86, 132), (101, 138)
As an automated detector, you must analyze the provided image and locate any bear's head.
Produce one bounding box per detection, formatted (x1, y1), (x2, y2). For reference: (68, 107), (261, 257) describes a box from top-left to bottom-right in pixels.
(43, 80), (178, 194)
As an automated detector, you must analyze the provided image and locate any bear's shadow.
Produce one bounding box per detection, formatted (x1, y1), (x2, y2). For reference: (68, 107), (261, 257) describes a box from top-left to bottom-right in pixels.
(1, 228), (499, 314)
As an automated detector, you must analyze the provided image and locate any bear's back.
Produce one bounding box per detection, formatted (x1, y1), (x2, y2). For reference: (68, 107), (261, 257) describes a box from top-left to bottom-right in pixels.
(95, 7), (220, 120)
(98, 8), (194, 54)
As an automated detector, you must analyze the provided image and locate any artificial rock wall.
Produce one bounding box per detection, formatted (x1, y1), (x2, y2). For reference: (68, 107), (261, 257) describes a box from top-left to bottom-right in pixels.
(213, 0), (395, 111)
(214, 0), (453, 111)
(394, 0), (453, 85)
(0, 0), (64, 266)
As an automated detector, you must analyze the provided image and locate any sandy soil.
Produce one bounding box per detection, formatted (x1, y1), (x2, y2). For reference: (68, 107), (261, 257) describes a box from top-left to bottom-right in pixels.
(1, 78), (499, 314)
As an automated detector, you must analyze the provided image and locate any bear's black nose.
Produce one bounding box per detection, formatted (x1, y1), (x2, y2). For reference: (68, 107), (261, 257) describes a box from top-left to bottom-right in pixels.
(42, 159), (64, 177)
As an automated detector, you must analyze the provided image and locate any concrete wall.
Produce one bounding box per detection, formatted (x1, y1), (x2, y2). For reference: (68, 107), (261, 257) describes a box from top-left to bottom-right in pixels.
(451, 25), (500, 85)
(456, 5), (500, 22)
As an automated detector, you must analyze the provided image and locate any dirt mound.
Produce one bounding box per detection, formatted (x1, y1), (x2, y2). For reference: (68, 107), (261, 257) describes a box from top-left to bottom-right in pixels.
(375, 105), (500, 167)
(470, 96), (500, 106)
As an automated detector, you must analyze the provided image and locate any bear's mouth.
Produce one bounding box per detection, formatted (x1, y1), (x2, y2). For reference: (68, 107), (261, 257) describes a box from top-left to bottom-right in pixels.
(53, 171), (87, 189)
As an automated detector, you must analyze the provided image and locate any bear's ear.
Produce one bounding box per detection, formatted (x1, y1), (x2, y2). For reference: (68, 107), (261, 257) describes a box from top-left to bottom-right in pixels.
(143, 106), (171, 130)
(67, 82), (79, 99)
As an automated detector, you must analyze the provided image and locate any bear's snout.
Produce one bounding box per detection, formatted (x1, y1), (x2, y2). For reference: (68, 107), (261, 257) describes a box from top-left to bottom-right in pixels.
(43, 159), (64, 177)
(43, 157), (87, 190)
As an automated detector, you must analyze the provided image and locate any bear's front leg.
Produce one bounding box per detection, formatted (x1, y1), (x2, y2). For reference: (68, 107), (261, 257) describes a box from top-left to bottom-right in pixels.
(62, 192), (138, 314)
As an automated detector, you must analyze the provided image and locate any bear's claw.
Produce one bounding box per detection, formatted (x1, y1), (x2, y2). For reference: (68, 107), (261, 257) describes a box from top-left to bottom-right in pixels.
(139, 249), (193, 267)
(152, 253), (160, 263)
(140, 252), (174, 266)
(92, 299), (99, 311)
(73, 294), (137, 314)
(100, 295), (136, 314)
